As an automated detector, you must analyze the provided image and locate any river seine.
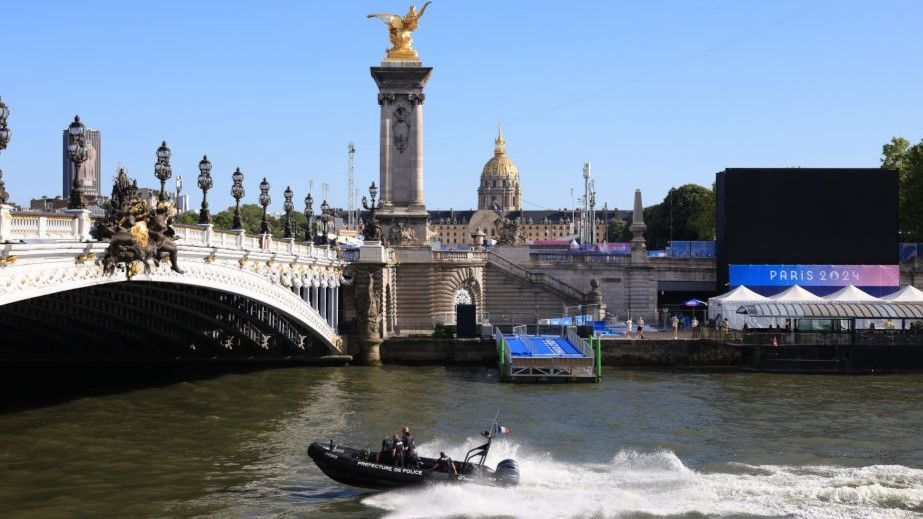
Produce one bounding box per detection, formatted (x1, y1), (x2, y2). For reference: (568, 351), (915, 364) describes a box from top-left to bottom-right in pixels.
(1, 365), (921, 518)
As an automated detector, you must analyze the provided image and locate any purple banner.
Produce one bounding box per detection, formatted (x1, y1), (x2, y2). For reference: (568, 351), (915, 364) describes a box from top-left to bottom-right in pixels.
(730, 264), (900, 287)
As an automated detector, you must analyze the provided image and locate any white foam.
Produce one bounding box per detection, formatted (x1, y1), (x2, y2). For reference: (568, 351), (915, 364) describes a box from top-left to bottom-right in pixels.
(361, 437), (923, 519)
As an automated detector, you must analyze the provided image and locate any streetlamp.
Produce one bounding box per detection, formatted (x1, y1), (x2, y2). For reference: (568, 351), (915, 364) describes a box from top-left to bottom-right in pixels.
(258, 177), (271, 235)
(0, 97), (10, 205)
(230, 167), (244, 230)
(66, 115), (88, 209)
(320, 199), (331, 245)
(154, 141), (172, 202)
(282, 185), (294, 238)
(361, 181), (384, 242)
(303, 191), (314, 242)
(197, 155), (213, 224)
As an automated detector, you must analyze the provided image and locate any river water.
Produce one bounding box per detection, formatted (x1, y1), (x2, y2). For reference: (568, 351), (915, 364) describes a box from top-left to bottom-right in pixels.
(1, 365), (921, 518)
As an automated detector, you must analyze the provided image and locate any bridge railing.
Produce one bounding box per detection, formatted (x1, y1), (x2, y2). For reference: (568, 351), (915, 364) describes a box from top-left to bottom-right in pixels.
(432, 249), (488, 262)
(0, 209), (338, 261)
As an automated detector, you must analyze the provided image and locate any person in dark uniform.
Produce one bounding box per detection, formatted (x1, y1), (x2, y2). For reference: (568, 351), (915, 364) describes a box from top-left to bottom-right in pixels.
(379, 435), (394, 464)
(433, 451), (457, 477)
(401, 426), (417, 467)
(391, 434), (405, 468)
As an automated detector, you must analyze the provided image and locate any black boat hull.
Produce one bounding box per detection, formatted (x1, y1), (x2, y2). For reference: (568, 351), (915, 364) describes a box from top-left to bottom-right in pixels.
(307, 442), (508, 490)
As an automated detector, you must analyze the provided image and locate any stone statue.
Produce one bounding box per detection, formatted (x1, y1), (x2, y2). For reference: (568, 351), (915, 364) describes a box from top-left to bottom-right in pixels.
(97, 169), (184, 279)
(367, 2), (431, 61)
(364, 274), (382, 339)
(493, 217), (523, 245)
(387, 221), (416, 246)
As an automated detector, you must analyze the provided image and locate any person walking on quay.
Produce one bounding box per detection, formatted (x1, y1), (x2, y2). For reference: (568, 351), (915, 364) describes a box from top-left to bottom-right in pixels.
(637, 316), (645, 339)
(671, 315), (679, 339)
(721, 317), (730, 341)
(626, 317), (633, 339)
(691, 317), (699, 339)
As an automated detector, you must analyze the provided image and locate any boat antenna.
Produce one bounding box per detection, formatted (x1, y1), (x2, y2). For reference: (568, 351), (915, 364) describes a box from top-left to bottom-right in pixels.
(489, 409), (500, 436)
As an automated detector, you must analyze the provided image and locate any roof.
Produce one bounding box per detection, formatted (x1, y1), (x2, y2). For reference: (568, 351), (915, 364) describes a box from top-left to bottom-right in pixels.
(880, 285), (923, 302)
(823, 285), (879, 302)
(711, 286), (769, 302)
(771, 285), (824, 302)
(738, 302), (923, 319)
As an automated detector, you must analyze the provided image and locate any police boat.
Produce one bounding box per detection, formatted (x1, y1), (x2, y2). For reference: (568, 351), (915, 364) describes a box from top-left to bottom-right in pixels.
(307, 426), (519, 490)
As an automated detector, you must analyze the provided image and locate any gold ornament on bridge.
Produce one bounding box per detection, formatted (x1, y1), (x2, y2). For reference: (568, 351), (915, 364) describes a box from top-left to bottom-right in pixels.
(367, 2), (431, 61)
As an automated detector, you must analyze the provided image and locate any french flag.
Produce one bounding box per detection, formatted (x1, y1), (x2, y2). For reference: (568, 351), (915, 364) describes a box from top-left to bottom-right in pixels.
(497, 425), (511, 434)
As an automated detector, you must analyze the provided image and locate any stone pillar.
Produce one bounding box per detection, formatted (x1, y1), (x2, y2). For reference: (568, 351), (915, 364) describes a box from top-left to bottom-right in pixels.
(333, 286), (339, 331)
(629, 188), (647, 254)
(64, 208), (93, 242)
(320, 284), (328, 325)
(0, 204), (12, 242)
(370, 62), (432, 244)
(311, 284), (318, 310)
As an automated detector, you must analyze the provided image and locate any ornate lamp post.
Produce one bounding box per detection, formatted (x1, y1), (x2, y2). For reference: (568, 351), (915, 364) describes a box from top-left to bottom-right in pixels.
(154, 141), (172, 202)
(320, 199), (331, 245)
(230, 167), (244, 230)
(0, 97), (10, 205)
(196, 155), (213, 224)
(282, 185), (294, 238)
(361, 181), (383, 241)
(66, 116), (88, 209)
(258, 177), (271, 235)
(303, 191), (314, 242)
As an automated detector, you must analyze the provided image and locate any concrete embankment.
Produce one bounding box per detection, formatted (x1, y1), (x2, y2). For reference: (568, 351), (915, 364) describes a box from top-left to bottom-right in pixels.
(599, 338), (740, 368)
(380, 336), (740, 368)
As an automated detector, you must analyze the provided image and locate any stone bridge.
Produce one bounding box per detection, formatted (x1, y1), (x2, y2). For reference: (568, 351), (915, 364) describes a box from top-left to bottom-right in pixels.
(0, 208), (348, 362)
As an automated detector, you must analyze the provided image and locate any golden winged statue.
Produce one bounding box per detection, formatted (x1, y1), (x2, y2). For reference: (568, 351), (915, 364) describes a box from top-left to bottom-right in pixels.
(367, 2), (431, 61)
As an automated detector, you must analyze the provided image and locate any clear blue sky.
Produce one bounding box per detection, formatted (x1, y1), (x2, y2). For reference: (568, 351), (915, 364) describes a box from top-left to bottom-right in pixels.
(2, 0), (921, 213)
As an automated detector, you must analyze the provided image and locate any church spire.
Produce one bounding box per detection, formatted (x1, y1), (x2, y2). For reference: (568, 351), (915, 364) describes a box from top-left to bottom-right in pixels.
(494, 122), (506, 156)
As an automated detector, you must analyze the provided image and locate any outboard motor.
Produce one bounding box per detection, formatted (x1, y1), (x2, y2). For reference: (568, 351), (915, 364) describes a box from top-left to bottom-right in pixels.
(493, 459), (520, 486)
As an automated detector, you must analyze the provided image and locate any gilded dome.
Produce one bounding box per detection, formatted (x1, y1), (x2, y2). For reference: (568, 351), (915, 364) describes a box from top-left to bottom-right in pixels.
(481, 125), (519, 178)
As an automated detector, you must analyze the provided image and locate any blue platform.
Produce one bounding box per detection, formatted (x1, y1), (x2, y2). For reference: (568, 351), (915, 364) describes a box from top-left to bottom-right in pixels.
(503, 335), (585, 358)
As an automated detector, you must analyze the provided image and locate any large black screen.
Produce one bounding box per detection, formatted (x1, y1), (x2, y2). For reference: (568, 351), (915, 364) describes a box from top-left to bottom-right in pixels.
(716, 168), (899, 286)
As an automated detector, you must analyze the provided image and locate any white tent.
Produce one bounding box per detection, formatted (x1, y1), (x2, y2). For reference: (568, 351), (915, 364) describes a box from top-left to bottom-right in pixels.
(880, 285), (923, 302)
(708, 286), (770, 329)
(823, 284), (879, 302)
(770, 285), (824, 302)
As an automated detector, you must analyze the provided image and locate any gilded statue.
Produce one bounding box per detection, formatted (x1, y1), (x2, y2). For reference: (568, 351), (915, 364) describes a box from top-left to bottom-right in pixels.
(367, 2), (431, 61)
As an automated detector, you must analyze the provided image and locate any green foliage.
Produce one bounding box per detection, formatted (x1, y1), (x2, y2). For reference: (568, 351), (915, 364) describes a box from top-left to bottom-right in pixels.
(643, 184), (716, 250)
(882, 136), (923, 242)
(606, 219), (630, 242)
(175, 203), (314, 240)
(432, 324), (454, 339)
(174, 212), (199, 225)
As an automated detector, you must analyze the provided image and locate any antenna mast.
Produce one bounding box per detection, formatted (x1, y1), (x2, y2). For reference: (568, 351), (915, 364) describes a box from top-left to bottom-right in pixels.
(347, 141), (357, 230)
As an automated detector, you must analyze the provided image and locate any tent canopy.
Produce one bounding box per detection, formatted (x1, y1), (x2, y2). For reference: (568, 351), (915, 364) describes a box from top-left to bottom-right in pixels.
(823, 284), (879, 302)
(771, 285), (824, 302)
(880, 285), (923, 302)
(711, 286), (770, 302)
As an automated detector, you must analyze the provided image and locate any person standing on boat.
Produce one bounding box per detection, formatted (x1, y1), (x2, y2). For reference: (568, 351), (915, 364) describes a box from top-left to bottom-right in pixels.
(434, 452), (457, 477)
(379, 435), (394, 464)
(392, 434), (405, 468)
(402, 426), (417, 467)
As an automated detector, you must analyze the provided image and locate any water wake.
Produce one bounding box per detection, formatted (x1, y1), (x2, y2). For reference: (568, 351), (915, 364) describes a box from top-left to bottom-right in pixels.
(361, 437), (923, 518)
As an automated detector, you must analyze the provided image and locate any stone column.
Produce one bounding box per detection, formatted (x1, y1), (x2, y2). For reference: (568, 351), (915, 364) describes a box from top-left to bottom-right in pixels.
(370, 62), (432, 244)
(319, 283), (328, 325)
(0, 204), (12, 242)
(311, 284), (318, 311)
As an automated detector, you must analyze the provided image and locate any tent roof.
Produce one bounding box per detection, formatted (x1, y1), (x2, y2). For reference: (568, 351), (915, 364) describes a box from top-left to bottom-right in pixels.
(880, 285), (923, 302)
(771, 285), (824, 302)
(823, 284), (879, 302)
(710, 286), (769, 302)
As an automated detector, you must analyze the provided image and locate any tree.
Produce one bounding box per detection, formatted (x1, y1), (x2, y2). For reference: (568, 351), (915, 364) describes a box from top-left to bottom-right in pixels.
(606, 218), (630, 242)
(643, 184), (716, 250)
(882, 136), (923, 242)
